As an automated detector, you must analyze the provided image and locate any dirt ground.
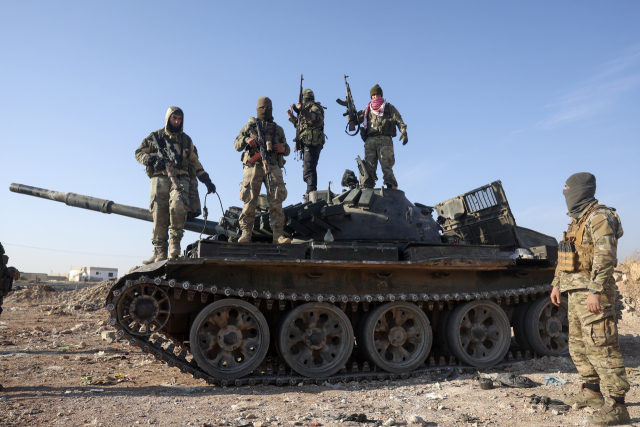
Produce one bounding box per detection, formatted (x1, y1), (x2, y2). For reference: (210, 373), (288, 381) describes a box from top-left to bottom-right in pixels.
(2, 265), (640, 427)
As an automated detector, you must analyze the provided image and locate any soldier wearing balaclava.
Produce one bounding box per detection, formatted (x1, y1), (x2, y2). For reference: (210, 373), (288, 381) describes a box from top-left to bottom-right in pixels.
(287, 88), (326, 197)
(549, 173), (630, 425)
(233, 97), (291, 244)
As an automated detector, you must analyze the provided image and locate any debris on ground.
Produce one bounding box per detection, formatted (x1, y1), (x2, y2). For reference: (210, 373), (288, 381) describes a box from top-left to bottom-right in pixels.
(544, 374), (567, 387)
(480, 372), (537, 388)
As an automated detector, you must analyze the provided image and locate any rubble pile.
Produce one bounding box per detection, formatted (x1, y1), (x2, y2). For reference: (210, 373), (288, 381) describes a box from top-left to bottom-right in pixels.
(63, 281), (112, 309)
(7, 284), (56, 302)
(615, 257), (640, 316)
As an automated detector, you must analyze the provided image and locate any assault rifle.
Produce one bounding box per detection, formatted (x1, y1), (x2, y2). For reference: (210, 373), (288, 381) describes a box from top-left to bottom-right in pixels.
(148, 133), (189, 205)
(336, 74), (360, 136)
(255, 121), (273, 194)
(291, 74), (304, 154)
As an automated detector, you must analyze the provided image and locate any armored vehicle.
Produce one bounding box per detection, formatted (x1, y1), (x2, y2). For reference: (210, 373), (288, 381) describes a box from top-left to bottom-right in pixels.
(10, 177), (567, 386)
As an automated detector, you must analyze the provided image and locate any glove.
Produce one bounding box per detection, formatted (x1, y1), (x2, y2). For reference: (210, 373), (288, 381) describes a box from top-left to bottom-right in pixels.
(199, 173), (216, 194)
(399, 133), (408, 145)
(205, 180), (216, 195)
(146, 153), (158, 166)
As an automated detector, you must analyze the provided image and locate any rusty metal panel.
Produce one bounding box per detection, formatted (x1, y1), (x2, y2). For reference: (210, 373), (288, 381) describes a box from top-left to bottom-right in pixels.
(310, 242), (398, 261)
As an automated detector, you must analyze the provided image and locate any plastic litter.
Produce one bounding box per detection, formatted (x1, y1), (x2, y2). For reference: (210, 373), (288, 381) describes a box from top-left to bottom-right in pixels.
(544, 374), (567, 387)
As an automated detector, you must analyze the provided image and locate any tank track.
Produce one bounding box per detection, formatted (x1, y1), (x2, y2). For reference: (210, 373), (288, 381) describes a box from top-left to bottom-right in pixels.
(105, 276), (554, 387)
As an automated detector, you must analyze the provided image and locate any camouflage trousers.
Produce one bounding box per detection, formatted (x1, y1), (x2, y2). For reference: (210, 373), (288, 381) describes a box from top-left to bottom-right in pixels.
(567, 289), (629, 397)
(238, 164), (288, 232)
(363, 135), (397, 188)
(149, 175), (190, 248)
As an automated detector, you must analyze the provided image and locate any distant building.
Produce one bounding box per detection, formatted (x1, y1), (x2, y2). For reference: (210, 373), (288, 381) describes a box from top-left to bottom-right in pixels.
(21, 273), (48, 282)
(69, 267), (118, 282)
(48, 273), (69, 281)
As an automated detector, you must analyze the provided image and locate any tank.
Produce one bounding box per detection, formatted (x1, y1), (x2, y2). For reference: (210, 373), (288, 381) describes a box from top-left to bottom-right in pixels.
(9, 176), (568, 386)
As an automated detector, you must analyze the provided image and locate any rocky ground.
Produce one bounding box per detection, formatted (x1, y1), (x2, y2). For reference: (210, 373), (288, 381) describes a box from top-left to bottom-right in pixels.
(2, 261), (640, 427)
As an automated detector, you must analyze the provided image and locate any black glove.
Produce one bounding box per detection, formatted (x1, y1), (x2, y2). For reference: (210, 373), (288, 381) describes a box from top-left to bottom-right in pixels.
(146, 153), (158, 166)
(199, 173), (216, 194)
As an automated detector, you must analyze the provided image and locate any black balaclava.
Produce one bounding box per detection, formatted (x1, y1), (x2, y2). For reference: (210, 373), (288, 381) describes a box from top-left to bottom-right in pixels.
(563, 172), (597, 219)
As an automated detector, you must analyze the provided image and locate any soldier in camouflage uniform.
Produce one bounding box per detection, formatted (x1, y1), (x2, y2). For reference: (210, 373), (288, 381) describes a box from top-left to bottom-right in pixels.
(135, 107), (216, 263)
(234, 96), (291, 244)
(550, 173), (630, 426)
(287, 89), (326, 195)
(0, 242), (19, 392)
(356, 84), (407, 189)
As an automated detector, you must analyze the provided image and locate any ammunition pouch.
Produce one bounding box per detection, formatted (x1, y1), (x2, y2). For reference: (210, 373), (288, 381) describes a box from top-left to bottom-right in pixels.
(379, 117), (397, 137)
(301, 128), (324, 147)
(557, 203), (602, 273)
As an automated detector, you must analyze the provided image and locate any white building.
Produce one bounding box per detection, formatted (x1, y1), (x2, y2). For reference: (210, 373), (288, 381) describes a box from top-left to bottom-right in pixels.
(69, 267), (118, 282)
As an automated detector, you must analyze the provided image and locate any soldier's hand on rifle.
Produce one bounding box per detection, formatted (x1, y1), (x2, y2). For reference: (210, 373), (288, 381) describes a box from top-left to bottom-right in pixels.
(247, 138), (259, 148)
(146, 153), (158, 165)
(400, 132), (409, 145)
(296, 102), (302, 110)
(274, 143), (286, 154)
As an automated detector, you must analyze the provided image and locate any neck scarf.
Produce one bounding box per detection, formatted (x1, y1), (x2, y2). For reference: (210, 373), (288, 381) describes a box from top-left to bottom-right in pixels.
(363, 98), (386, 129)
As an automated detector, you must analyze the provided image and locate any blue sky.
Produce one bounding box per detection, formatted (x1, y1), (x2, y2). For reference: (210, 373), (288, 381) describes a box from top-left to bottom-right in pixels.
(2, 1), (639, 275)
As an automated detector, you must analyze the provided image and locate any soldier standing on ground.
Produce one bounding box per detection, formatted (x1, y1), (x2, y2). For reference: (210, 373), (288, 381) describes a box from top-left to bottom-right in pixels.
(551, 172), (630, 426)
(234, 97), (291, 244)
(135, 107), (216, 264)
(356, 84), (407, 189)
(0, 242), (19, 392)
(286, 89), (326, 196)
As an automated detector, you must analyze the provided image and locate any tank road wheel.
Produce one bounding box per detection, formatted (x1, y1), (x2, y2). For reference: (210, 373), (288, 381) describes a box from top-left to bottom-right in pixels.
(276, 302), (353, 378)
(447, 300), (510, 368)
(359, 302), (433, 374)
(524, 296), (569, 357)
(116, 284), (170, 336)
(512, 300), (534, 353)
(189, 299), (270, 380)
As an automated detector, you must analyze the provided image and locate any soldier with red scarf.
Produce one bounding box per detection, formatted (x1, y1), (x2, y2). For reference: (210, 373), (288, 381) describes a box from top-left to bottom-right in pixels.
(356, 84), (407, 189)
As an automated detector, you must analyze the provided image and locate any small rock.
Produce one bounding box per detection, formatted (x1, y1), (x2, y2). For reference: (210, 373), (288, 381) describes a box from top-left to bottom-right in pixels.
(245, 414), (258, 420)
(551, 409), (561, 415)
(101, 331), (116, 342)
(75, 355), (88, 361)
(383, 417), (395, 426)
(231, 405), (242, 412)
(406, 414), (425, 425)
(33, 326), (45, 332)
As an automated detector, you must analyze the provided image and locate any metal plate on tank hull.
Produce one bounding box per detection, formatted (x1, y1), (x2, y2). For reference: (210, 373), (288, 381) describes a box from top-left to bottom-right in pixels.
(310, 242), (398, 262)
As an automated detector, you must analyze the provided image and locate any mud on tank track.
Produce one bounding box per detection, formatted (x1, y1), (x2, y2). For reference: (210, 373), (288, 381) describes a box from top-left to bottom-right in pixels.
(106, 275), (568, 387)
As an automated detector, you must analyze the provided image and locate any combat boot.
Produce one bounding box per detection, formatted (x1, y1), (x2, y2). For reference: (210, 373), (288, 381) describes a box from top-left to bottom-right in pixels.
(272, 231), (291, 244)
(563, 383), (605, 409)
(588, 396), (631, 426)
(169, 241), (181, 259)
(238, 229), (252, 243)
(155, 247), (168, 262)
(142, 248), (160, 265)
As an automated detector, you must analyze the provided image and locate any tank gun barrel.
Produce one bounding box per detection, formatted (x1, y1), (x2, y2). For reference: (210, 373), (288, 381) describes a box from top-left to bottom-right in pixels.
(9, 183), (226, 236)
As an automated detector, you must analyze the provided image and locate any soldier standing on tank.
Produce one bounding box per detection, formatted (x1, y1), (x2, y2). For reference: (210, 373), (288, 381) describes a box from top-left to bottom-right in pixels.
(355, 84), (407, 189)
(0, 242), (19, 392)
(234, 97), (291, 244)
(550, 173), (630, 426)
(286, 89), (326, 196)
(135, 107), (216, 264)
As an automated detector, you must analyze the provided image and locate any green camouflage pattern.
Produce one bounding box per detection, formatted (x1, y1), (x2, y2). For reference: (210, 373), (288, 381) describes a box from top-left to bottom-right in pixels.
(149, 175), (190, 249)
(567, 289), (629, 397)
(363, 135), (397, 188)
(357, 103), (407, 137)
(234, 118), (290, 167)
(288, 102), (325, 146)
(0, 244), (19, 316)
(552, 204), (623, 293)
(237, 164), (288, 233)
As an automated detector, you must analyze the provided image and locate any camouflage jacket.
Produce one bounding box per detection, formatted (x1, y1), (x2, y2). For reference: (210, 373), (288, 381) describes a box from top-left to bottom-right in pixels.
(135, 107), (206, 180)
(288, 102), (325, 146)
(234, 118), (290, 167)
(551, 202), (623, 293)
(357, 103), (407, 137)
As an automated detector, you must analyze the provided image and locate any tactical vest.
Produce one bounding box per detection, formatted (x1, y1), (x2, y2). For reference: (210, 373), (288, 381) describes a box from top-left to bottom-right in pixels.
(368, 107), (397, 137)
(299, 102), (325, 147)
(557, 204), (620, 273)
(241, 121), (286, 168)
